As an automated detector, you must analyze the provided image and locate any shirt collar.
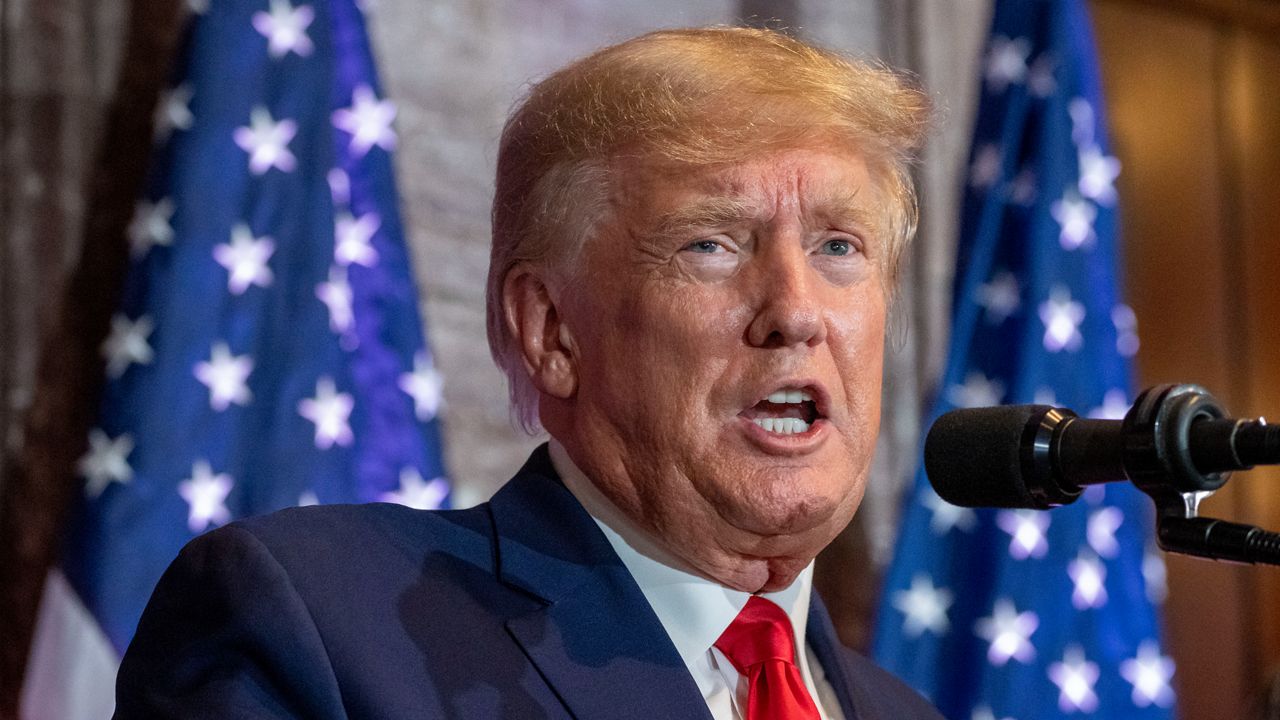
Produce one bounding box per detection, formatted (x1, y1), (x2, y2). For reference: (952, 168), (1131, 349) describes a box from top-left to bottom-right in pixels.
(548, 440), (815, 672)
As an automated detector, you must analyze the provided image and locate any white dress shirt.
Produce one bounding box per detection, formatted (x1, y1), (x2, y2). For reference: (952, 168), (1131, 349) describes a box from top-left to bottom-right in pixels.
(549, 441), (846, 720)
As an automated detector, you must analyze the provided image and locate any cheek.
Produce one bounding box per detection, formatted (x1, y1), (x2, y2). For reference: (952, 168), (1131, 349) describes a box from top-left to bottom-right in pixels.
(579, 285), (744, 428)
(613, 280), (749, 362)
(829, 291), (887, 427)
(830, 286), (886, 359)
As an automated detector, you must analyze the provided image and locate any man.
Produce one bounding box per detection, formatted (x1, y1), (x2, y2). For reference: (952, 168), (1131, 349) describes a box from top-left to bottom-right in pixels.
(115, 27), (939, 719)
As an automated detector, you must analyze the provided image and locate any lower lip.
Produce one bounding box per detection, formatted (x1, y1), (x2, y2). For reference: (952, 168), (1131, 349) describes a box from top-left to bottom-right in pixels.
(736, 416), (830, 453)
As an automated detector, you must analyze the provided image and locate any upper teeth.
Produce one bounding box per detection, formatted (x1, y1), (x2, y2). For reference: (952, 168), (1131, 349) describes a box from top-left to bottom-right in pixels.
(766, 389), (813, 404)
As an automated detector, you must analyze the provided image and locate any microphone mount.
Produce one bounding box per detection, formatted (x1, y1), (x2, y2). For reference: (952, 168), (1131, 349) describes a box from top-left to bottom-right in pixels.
(1024, 383), (1280, 565)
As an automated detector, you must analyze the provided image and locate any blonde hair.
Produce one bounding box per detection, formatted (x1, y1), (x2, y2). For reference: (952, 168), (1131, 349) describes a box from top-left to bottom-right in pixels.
(487, 27), (931, 433)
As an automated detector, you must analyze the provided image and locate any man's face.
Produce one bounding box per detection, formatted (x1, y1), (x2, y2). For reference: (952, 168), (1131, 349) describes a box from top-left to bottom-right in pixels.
(556, 143), (888, 591)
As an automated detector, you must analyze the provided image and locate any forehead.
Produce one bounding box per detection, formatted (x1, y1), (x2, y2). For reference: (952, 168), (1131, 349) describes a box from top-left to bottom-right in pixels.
(608, 145), (878, 227)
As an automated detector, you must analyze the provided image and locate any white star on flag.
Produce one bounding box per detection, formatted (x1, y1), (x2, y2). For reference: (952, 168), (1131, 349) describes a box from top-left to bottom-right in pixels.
(1027, 54), (1057, 97)
(1078, 145), (1121, 205)
(974, 598), (1039, 666)
(400, 351), (444, 421)
(298, 376), (355, 449)
(334, 211), (381, 267)
(127, 197), (175, 259)
(975, 271), (1020, 324)
(328, 168), (351, 205)
(1033, 387), (1058, 406)
(1087, 506), (1124, 557)
(101, 314), (155, 379)
(1088, 388), (1130, 420)
(78, 429), (134, 499)
(234, 106), (298, 175)
(946, 371), (1005, 409)
(153, 83), (194, 142)
(214, 224), (276, 294)
(178, 460), (234, 532)
(1121, 640), (1176, 708)
(317, 266), (355, 335)
(985, 36), (1031, 91)
(971, 706), (1015, 720)
(1144, 548), (1168, 604)
(381, 467), (449, 510)
(194, 342), (254, 411)
(332, 84), (397, 158)
(1068, 551), (1108, 609)
(298, 490), (319, 507)
(252, 0), (315, 58)
(1008, 168), (1038, 206)
(996, 510), (1050, 559)
(1048, 645), (1100, 713)
(1069, 98), (1097, 147)
(1039, 286), (1085, 352)
(1050, 192), (1097, 250)
(922, 489), (977, 535)
(1112, 304), (1140, 357)
(892, 574), (953, 638)
(969, 144), (1003, 189)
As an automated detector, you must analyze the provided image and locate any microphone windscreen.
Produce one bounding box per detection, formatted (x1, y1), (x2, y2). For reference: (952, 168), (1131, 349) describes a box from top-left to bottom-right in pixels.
(924, 405), (1048, 509)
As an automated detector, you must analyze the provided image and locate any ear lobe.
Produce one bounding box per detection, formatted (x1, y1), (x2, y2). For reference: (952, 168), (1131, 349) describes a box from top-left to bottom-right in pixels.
(502, 267), (577, 399)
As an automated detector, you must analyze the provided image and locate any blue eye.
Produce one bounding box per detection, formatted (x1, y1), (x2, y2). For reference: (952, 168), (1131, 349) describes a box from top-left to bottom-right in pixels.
(684, 239), (723, 253)
(821, 238), (854, 256)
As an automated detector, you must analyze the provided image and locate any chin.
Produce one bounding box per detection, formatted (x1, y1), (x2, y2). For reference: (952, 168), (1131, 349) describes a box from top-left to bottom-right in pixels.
(711, 553), (812, 594)
(760, 559), (814, 592)
(720, 472), (849, 538)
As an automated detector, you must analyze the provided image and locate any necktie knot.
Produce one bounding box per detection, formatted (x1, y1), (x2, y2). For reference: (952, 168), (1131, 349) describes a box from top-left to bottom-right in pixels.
(714, 596), (821, 720)
(715, 596), (799, 671)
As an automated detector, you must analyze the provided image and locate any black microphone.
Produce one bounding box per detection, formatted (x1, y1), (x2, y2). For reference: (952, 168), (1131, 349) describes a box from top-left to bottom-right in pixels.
(925, 398), (1280, 510)
(924, 384), (1280, 566)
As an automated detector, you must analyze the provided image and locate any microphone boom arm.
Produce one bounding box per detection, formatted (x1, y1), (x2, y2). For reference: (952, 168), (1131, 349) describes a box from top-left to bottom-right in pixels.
(1099, 384), (1280, 565)
(926, 383), (1280, 565)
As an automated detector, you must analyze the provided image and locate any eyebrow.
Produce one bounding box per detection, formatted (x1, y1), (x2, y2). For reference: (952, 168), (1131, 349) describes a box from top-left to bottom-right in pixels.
(651, 197), (764, 237)
(817, 190), (881, 236)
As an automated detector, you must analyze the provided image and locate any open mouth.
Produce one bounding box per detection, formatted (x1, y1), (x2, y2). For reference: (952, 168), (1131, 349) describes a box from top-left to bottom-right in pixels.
(740, 388), (824, 435)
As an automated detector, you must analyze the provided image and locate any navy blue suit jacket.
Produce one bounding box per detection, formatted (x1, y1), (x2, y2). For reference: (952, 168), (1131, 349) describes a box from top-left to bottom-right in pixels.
(116, 446), (941, 719)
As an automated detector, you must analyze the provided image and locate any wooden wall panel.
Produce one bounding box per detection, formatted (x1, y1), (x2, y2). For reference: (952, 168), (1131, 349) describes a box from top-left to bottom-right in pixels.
(1223, 30), (1280, 687)
(1094, 7), (1233, 393)
(1093, 3), (1260, 719)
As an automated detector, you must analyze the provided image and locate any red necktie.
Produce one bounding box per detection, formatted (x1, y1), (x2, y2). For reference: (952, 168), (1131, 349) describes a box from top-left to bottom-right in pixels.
(714, 596), (822, 720)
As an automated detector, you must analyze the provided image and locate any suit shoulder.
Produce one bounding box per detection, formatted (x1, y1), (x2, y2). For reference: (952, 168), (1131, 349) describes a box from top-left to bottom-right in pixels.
(198, 502), (496, 572)
(839, 646), (944, 719)
(232, 500), (490, 535)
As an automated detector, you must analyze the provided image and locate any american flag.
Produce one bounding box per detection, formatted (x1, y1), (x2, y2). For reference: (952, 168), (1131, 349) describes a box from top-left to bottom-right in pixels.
(872, 1), (1175, 719)
(30, 0), (447, 708)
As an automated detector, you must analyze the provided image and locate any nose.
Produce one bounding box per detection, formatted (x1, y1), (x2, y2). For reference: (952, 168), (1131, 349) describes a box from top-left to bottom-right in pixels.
(745, 242), (826, 349)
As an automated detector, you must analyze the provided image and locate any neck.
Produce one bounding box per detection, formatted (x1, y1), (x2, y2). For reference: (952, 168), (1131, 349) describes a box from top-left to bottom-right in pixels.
(547, 438), (816, 593)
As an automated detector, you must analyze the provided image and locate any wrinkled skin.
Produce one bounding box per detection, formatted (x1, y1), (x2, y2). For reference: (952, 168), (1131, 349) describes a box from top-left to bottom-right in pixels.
(505, 144), (888, 593)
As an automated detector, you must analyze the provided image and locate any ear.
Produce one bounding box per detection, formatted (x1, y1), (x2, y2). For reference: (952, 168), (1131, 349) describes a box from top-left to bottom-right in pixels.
(502, 266), (577, 399)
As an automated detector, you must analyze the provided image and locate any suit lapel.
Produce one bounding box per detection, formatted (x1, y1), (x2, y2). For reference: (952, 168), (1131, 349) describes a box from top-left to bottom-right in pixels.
(489, 446), (713, 720)
(807, 593), (865, 720)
